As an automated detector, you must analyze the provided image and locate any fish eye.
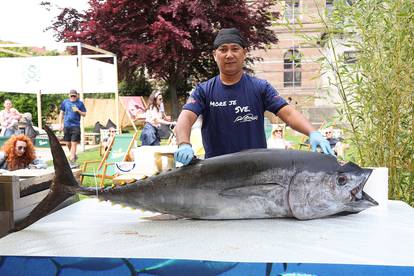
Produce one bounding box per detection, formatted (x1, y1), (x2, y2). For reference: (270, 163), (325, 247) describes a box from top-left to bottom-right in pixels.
(337, 175), (347, 186)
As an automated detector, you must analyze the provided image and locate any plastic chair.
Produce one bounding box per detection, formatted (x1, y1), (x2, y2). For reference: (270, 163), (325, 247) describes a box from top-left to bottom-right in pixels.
(80, 132), (138, 187)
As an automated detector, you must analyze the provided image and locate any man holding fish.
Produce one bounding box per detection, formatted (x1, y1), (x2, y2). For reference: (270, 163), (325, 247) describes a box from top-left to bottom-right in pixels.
(174, 28), (334, 165)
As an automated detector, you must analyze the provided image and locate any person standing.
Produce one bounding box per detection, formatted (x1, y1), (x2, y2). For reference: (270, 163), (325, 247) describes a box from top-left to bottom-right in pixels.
(0, 99), (22, 137)
(174, 28), (333, 165)
(59, 89), (87, 164)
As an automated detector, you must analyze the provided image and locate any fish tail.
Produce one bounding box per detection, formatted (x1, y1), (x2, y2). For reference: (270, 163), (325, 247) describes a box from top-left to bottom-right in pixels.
(13, 125), (81, 231)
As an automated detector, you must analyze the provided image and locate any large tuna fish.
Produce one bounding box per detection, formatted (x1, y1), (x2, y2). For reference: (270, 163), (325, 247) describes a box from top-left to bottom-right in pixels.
(14, 126), (377, 230)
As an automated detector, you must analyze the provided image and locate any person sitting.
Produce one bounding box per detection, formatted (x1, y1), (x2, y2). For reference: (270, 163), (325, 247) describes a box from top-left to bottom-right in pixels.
(102, 127), (116, 152)
(140, 91), (176, 146)
(267, 124), (293, 150)
(0, 134), (47, 171)
(325, 128), (349, 158)
(0, 99), (22, 137)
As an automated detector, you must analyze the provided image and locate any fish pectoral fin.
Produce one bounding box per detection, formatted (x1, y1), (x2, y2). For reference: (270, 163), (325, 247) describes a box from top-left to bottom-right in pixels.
(219, 183), (283, 198)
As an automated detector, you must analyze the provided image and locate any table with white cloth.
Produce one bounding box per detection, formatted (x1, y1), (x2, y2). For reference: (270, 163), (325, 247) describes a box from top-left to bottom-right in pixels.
(0, 168), (413, 275)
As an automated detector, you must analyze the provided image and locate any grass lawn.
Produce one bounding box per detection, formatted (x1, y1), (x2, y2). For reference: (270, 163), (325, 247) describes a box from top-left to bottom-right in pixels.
(284, 128), (307, 150)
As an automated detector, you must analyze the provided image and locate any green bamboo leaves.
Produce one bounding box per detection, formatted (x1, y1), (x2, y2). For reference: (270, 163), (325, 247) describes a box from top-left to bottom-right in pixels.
(320, 0), (414, 205)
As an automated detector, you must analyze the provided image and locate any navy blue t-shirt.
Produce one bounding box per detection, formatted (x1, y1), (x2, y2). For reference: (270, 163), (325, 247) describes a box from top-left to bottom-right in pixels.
(183, 74), (288, 158)
(60, 99), (87, 127)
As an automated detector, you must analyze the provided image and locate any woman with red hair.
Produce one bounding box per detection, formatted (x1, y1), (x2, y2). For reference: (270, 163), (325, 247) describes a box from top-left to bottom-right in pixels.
(0, 134), (46, 171)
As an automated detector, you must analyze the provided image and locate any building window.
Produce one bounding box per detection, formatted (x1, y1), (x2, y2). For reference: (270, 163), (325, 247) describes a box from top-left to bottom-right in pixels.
(285, 0), (300, 23)
(284, 49), (302, 87)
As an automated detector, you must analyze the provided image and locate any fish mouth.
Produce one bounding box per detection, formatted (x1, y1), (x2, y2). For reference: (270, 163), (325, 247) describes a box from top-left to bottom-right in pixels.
(350, 169), (378, 206)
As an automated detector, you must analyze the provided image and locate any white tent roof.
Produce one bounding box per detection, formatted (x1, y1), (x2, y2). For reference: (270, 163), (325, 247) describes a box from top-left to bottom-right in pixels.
(0, 43), (117, 94)
(0, 43), (120, 147)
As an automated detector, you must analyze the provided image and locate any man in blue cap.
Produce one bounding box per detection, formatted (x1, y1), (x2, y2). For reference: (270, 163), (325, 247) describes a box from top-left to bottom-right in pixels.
(59, 89), (87, 165)
(174, 28), (333, 165)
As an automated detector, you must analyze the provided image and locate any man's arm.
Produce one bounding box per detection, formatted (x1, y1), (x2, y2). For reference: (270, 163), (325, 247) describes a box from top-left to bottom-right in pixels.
(174, 110), (198, 166)
(277, 105), (334, 155)
(276, 105), (315, 136)
(76, 109), (86, 117)
(175, 110), (198, 145)
(58, 110), (64, 131)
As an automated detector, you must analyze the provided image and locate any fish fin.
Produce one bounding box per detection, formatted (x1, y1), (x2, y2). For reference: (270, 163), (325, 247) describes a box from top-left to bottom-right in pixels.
(220, 183), (283, 198)
(338, 161), (362, 172)
(13, 125), (80, 231)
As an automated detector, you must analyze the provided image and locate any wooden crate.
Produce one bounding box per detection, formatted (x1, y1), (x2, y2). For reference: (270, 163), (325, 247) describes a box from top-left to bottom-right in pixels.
(0, 170), (80, 237)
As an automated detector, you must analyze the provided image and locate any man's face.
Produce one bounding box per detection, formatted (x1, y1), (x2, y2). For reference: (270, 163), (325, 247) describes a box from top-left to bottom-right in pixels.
(326, 130), (333, 139)
(213, 43), (246, 76)
(4, 100), (12, 109)
(69, 94), (78, 102)
(15, 140), (27, 157)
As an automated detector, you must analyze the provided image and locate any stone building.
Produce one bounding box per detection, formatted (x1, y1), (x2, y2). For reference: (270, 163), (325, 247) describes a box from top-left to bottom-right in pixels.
(251, 0), (341, 125)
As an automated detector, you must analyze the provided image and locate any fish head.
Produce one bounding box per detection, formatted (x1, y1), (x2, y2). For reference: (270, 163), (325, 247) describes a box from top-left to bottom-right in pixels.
(289, 162), (378, 219)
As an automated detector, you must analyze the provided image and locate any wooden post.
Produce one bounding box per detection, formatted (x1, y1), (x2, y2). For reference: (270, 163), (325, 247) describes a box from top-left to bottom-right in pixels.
(77, 43), (85, 152)
(37, 90), (42, 129)
(114, 56), (122, 133)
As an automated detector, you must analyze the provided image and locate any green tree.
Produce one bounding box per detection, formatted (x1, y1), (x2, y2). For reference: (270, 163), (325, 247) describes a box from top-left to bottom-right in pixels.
(47, 0), (279, 118)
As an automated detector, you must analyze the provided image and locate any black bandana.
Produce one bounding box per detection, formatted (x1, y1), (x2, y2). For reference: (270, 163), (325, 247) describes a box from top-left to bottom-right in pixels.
(213, 28), (245, 49)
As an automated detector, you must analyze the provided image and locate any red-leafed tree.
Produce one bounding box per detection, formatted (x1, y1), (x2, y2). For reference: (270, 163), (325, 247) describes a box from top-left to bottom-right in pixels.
(47, 0), (279, 118)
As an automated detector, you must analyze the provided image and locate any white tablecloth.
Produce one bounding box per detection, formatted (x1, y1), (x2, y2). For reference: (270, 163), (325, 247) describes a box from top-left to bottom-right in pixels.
(0, 198), (413, 267)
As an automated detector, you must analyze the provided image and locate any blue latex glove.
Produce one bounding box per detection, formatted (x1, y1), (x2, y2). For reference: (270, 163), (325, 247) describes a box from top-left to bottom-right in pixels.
(174, 144), (194, 166)
(309, 131), (335, 156)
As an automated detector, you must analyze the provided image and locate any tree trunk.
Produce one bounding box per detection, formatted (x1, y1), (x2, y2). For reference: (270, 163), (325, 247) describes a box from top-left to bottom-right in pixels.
(168, 80), (180, 120)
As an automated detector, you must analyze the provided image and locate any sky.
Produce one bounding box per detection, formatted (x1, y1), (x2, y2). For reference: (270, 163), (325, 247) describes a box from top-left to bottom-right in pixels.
(0, 0), (89, 49)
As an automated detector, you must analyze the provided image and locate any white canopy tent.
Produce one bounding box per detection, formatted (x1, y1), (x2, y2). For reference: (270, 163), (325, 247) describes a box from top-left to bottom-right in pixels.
(0, 42), (119, 150)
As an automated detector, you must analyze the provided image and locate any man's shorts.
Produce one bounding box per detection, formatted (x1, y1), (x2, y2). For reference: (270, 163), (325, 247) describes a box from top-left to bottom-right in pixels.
(63, 126), (81, 142)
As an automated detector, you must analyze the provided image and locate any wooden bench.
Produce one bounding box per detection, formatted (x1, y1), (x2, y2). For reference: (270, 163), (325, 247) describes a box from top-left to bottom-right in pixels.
(0, 169), (80, 237)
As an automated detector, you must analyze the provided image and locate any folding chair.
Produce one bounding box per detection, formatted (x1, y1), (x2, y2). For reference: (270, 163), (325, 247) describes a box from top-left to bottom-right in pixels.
(80, 132), (138, 187)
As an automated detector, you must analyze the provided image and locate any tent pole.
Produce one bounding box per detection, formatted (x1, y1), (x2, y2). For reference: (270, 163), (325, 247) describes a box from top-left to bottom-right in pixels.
(77, 43), (85, 152)
(114, 56), (121, 133)
(37, 90), (42, 129)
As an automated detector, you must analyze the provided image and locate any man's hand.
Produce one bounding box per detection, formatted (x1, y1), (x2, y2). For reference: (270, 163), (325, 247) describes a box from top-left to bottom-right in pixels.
(174, 143), (194, 166)
(309, 131), (335, 156)
(72, 105), (79, 112)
